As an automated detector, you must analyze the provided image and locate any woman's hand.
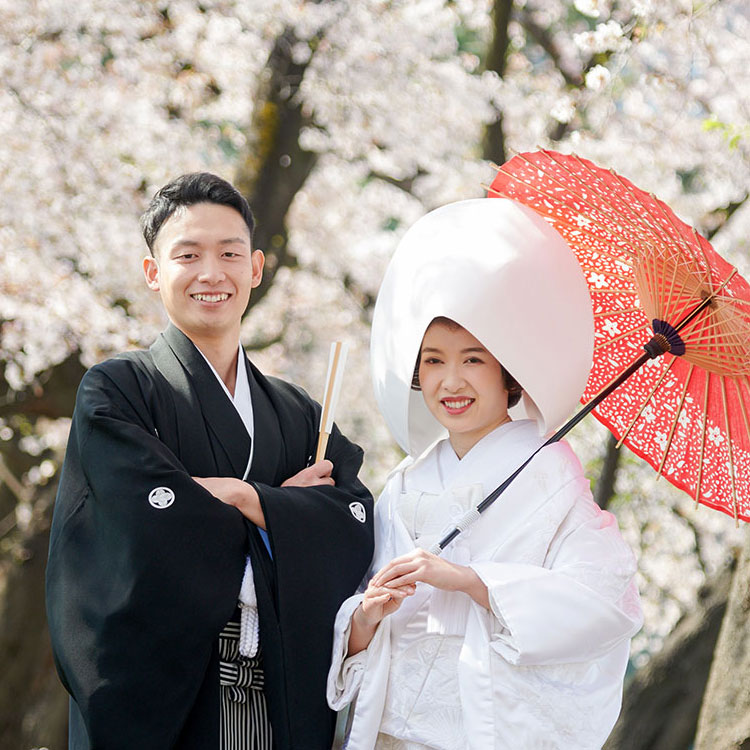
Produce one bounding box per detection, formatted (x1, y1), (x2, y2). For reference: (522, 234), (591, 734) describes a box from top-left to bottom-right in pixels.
(348, 579), (415, 656)
(359, 580), (415, 627)
(193, 476), (265, 528)
(347, 548), (490, 656)
(372, 548), (490, 609)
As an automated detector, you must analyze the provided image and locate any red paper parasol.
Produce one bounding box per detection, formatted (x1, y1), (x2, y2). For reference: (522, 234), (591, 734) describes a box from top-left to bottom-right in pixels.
(486, 149), (750, 524)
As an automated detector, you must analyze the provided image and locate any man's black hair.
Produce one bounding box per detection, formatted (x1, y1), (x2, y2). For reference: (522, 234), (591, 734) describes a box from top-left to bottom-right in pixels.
(140, 172), (255, 255)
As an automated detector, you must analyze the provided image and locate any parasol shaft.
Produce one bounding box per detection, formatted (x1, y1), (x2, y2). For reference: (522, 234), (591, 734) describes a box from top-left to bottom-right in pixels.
(433, 294), (715, 553)
(673, 288), (719, 333)
(481, 148), (750, 527)
(477, 351), (649, 513)
(432, 350), (651, 552)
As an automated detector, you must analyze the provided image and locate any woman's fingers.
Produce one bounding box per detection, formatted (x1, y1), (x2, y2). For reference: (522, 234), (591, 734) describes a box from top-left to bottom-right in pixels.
(373, 560), (418, 587)
(373, 549), (436, 585)
(366, 582), (413, 599)
(376, 551), (462, 591)
(361, 583), (416, 625)
(382, 572), (421, 589)
(364, 589), (394, 605)
(377, 561), (427, 588)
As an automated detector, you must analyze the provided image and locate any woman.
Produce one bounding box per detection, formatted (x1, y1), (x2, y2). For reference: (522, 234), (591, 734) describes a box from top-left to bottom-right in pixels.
(327, 199), (642, 750)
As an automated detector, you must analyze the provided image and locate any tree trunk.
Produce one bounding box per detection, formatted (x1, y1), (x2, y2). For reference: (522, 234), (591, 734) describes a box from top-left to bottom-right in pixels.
(481, 0), (513, 165)
(594, 433), (620, 510)
(237, 27), (320, 312)
(694, 532), (750, 750)
(0, 506), (69, 749)
(604, 561), (733, 750)
(0, 20), (323, 748)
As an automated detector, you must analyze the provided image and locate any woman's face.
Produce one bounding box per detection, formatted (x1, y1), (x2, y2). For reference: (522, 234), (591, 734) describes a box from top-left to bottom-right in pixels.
(418, 321), (510, 458)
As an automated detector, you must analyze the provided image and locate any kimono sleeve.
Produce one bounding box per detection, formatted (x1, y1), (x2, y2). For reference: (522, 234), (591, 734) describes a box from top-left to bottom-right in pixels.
(46, 363), (247, 749)
(253, 420), (374, 604)
(471, 477), (643, 667)
(251, 420), (374, 739)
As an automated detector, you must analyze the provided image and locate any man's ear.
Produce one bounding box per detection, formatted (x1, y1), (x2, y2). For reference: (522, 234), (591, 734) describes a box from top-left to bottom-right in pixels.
(142, 256), (160, 291)
(250, 249), (265, 289)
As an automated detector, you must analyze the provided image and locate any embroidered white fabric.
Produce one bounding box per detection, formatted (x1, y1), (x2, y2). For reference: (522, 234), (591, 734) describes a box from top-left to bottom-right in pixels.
(327, 422), (643, 750)
(370, 485), (471, 750)
(379, 633), (465, 750)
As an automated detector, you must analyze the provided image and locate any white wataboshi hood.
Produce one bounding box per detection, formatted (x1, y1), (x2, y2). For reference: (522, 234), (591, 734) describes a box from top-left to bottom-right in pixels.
(370, 198), (595, 458)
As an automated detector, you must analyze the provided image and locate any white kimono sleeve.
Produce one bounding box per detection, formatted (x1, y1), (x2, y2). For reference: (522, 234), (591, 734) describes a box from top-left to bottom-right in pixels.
(470, 491), (642, 667)
(327, 595), (368, 709)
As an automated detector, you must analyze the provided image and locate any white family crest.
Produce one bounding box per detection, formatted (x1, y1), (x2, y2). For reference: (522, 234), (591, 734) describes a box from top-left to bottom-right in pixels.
(148, 486), (175, 509)
(349, 501), (366, 523)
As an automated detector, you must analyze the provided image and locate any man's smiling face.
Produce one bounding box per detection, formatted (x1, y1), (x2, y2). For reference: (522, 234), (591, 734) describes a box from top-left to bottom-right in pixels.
(143, 202), (264, 344)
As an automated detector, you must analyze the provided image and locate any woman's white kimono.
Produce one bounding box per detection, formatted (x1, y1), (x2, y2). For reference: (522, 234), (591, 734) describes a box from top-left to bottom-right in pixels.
(328, 421), (642, 750)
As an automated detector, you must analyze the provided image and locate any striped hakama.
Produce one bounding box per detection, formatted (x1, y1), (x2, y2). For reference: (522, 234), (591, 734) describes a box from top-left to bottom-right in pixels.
(219, 620), (273, 750)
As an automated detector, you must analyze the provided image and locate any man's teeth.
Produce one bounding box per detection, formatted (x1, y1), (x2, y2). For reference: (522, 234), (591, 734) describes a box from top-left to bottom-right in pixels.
(444, 398), (472, 409)
(192, 293), (229, 302)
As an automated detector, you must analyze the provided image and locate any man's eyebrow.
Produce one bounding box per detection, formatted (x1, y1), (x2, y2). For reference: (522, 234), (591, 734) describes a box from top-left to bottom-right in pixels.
(218, 237), (249, 245)
(169, 236), (249, 249)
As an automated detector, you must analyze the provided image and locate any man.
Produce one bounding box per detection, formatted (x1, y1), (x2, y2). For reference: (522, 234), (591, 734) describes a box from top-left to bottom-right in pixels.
(46, 173), (374, 749)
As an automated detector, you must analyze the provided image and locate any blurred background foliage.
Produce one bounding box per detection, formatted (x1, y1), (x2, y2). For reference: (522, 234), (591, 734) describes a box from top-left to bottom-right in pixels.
(1, 1), (749, 747)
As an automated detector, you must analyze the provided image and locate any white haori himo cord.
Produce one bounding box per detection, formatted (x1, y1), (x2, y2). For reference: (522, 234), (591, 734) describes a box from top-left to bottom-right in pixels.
(238, 555), (260, 657)
(428, 508), (481, 555)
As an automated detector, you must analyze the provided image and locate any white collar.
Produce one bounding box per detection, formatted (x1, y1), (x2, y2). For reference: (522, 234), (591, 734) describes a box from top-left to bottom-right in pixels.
(405, 419), (542, 496)
(196, 343), (255, 476)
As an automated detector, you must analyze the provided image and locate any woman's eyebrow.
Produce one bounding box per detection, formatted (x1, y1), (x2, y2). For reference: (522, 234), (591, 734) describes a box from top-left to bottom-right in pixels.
(421, 346), (487, 354)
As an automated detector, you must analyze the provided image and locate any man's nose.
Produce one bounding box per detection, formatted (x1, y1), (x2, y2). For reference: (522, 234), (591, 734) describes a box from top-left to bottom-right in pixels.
(197, 256), (225, 284)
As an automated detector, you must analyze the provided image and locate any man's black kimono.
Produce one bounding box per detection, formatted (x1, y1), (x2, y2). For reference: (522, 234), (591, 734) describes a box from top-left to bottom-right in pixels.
(46, 325), (374, 749)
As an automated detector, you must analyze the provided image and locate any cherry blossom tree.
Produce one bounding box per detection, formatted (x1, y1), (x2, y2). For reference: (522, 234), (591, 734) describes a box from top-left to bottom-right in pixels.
(0, 0), (747, 744)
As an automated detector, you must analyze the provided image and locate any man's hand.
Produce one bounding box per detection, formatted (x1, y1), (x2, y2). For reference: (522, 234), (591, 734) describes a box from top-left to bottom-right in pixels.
(281, 459), (335, 488)
(193, 476), (265, 528)
(194, 459), (335, 527)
